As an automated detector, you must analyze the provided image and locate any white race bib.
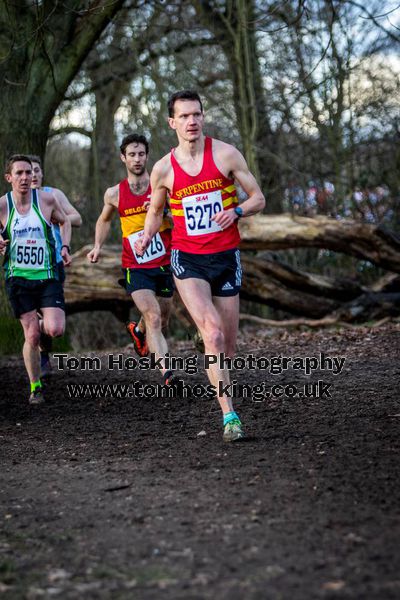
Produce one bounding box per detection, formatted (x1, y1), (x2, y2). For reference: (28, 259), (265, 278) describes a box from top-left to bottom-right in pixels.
(182, 190), (223, 236)
(13, 239), (46, 269)
(128, 230), (166, 264)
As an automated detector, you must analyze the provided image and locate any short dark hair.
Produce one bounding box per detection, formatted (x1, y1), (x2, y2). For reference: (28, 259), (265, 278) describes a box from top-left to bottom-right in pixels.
(28, 155), (42, 167)
(167, 90), (203, 117)
(120, 134), (149, 156)
(5, 154), (32, 175)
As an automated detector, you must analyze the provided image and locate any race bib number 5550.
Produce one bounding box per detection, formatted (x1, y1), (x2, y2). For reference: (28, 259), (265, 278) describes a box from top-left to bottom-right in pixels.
(182, 190), (223, 236)
(13, 239), (46, 269)
(128, 230), (166, 264)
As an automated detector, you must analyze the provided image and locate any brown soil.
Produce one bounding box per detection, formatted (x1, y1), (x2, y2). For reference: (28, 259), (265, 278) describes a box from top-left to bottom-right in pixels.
(1, 323), (399, 599)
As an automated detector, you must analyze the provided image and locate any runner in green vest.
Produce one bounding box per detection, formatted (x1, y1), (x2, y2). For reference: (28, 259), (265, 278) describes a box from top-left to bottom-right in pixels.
(0, 155), (72, 405)
(30, 155), (82, 377)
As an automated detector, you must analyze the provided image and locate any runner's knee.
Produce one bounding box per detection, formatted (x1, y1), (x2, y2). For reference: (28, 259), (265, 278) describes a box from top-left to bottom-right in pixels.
(46, 324), (64, 338)
(202, 325), (225, 352)
(25, 328), (41, 347)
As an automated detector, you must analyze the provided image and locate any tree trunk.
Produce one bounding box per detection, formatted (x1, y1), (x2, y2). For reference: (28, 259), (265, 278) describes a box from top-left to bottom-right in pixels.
(193, 0), (281, 210)
(239, 215), (400, 272)
(0, 0), (124, 193)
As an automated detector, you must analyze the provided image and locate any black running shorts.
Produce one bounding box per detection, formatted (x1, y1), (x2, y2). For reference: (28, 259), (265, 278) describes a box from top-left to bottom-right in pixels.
(5, 277), (65, 318)
(123, 265), (174, 298)
(170, 248), (242, 297)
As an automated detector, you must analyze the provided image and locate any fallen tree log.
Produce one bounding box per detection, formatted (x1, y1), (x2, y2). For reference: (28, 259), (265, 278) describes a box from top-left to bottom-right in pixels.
(240, 260), (340, 317)
(240, 314), (396, 328)
(65, 245), (344, 320)
(64, 244), (400, 323)
(64, 245), (131, 321)
(369, 272), (400, 293)
(329, 291), (400, 322)
(239, 214), (400, 273)
(241, 254), (364, 301)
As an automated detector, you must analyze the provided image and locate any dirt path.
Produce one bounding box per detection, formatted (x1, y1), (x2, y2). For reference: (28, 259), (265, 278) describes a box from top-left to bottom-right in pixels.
(1, 324), (399, 599)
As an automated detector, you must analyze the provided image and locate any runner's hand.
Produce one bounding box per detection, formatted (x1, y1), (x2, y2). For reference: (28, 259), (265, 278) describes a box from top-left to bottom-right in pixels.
(0, 238), (8, 255)
(212, 208), (238, 229)
(87, 247), (101, 263)
(61, 246), (72, 267)
(135, 233), (151, 256)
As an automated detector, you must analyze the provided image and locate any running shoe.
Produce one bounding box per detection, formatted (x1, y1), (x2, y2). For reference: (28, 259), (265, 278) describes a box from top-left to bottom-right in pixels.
(163, 370), (179, 386)
(29, 388), (45, 405)
(126, 321), (148, 357)
(40, 352), (52, 378)
(223, 419), (245, 442)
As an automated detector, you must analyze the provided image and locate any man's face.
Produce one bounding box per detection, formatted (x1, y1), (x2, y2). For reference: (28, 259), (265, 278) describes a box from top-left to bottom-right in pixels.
(31, 162), (43, 188)
(121, 143), (148, 176)
(5, 161), (32, 195)
(168, 99), (204, 142)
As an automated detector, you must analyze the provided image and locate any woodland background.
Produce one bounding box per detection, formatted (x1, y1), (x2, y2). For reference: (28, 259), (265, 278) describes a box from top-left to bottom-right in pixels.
(0, 0), (399, 352)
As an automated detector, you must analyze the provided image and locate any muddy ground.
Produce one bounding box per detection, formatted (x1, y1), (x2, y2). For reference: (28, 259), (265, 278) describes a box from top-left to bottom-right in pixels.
(0, 323), (399, 599)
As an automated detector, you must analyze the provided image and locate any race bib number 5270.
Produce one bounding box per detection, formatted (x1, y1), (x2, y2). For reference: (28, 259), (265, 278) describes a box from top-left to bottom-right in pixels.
(182, 190), (223, 236)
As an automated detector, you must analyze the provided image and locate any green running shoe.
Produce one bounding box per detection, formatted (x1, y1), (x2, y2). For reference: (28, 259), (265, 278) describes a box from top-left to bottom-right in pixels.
(29, 388), (45, 406)
(223, 418), (245, 442)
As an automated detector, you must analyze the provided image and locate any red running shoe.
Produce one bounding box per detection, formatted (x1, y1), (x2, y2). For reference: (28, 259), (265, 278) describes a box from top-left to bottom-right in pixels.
(126, 321), (149, 357)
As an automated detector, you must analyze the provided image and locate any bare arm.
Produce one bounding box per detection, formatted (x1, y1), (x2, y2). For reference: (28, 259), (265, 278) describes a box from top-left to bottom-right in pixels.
(0, 196), (9, 253)
(53, 188), (82, 227)
(136, 160), (168, 255)
(51, 198), (72, 266)
(87, 187), (118, 263)
(212, 143), (265, 229)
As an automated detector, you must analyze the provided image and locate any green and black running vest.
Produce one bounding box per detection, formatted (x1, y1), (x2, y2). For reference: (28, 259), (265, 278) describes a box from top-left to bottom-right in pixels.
(2, 189), (57, 280)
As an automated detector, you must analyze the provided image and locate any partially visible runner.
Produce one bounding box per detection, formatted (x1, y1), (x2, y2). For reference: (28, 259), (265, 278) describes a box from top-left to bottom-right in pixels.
(0, 155), (72, 404)
(136, 90), (265, 442)
(30, 155), (82, 376)
(87, 133), (176, 384)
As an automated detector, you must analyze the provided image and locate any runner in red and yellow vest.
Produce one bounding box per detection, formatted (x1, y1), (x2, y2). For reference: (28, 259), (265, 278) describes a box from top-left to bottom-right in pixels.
(136, 91), (266, 442)
(169, 136), (240, 253)
(118, 179), (171, 269)
(88, 134), (177, 385)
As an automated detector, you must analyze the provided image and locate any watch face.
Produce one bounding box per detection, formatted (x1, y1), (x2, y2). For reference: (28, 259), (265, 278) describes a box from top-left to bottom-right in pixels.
(235, 207), (243, 218)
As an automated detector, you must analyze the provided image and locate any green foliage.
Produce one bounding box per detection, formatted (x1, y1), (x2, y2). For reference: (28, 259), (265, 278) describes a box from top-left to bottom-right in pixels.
(0, 315), (24, 356)
(0, 559), (16, 584)
(0, 280), (21, 355)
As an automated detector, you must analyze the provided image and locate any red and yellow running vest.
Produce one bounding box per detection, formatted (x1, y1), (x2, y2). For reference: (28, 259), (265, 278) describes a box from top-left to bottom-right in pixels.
(169, 137), (241, 253)
(118, 179), (171, 269)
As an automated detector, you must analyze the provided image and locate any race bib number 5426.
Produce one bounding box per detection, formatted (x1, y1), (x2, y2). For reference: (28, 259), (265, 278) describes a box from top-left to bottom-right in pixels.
(182, 190), (223, 236)
(128, 230), (166, 264)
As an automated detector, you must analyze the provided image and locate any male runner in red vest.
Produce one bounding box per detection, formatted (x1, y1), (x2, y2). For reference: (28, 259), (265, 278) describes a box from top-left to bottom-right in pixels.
(87, 134), (175, 384)
(136, 90), (265, 441)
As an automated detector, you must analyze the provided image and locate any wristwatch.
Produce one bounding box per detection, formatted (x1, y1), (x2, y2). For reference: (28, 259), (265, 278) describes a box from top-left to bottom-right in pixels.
(234, 206), (243, 220)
